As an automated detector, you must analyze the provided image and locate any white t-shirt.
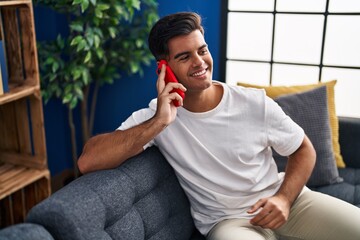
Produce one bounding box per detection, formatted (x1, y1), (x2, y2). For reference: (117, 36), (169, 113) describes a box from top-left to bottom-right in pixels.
(118, 82), (304, 235)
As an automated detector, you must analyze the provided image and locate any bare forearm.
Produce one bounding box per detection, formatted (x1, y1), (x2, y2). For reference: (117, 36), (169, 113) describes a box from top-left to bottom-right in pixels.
(275, 135), (316, 205)
(78, 116), (167, 174)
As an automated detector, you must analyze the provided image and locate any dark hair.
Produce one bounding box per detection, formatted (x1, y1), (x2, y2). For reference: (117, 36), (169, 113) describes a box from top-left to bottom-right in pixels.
(148, 12), (204, 60)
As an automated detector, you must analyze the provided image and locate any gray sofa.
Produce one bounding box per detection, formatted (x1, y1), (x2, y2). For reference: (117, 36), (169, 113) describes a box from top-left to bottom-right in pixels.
(312, 117), (360, 207)
(0, 117), (359, 240)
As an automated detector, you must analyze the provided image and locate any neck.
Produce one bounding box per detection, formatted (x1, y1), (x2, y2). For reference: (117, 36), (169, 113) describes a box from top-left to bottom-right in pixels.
(183, 83), (223, 113)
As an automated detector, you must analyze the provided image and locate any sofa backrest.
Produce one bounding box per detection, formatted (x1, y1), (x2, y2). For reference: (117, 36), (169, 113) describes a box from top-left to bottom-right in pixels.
(339, 117), (360, 168)
(26, 147), (197, 240)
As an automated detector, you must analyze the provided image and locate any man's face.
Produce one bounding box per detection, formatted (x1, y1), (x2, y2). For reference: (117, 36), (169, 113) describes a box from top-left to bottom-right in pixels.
(167, 30), (213, 93)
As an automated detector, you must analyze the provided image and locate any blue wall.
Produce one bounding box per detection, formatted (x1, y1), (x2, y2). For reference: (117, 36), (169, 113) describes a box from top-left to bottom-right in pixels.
(34, 0), (222, 175)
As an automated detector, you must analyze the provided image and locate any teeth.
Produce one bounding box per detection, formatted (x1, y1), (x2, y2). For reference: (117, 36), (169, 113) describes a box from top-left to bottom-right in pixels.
(192, 69), (206, 77)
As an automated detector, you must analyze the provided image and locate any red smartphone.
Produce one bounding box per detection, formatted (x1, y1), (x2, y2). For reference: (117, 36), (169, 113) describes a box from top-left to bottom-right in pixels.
(156, 60), (185, 107)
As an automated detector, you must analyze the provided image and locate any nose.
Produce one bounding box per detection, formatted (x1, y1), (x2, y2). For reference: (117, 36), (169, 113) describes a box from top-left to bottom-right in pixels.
(192, 54), (205, 67)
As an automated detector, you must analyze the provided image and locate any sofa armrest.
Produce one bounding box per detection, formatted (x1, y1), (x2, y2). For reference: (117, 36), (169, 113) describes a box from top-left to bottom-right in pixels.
(26, 147), (198, 240)
(339, 116), (360, 168)
(0, 223), (54, 240)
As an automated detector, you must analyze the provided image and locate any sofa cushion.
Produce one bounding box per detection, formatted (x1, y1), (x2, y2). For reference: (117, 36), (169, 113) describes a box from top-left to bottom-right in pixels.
(273, 86), (343, 187)
(313, 168), (360, 207)
(26, 147), (200, 240)
(0, 223), (54, 240)
(238, 80), (345, 168)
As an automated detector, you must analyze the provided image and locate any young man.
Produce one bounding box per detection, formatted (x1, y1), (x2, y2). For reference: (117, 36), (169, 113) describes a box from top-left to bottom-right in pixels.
(78, 12), (360, 240)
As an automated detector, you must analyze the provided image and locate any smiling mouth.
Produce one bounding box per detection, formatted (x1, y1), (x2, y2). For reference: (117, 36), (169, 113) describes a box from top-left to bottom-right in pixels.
(190, 68), (207, 77)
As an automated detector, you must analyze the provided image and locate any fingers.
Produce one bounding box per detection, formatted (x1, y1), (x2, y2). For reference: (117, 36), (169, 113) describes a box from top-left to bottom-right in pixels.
(156, 64), (166, 94)
(157, 83), (185, 107)
(249, 198), (288, 229)
(156, 64), (186, 107)
(248, 198), (270, 226)
(250, 208), (285, 229)
(247, 198), (266, 214)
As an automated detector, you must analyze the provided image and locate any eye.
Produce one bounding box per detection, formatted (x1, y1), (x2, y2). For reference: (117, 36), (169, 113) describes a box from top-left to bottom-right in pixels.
(200, 48), (208, 55)
(179, 55), (189, 61)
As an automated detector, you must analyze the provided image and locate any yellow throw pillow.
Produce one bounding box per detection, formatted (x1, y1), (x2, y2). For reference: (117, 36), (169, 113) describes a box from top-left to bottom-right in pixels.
(237, 80), (345, 168)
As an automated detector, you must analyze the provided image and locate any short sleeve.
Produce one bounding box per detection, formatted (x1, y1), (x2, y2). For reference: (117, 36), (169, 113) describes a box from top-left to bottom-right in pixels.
(117, 99), (157, 149)
(266, 96), (304, 156)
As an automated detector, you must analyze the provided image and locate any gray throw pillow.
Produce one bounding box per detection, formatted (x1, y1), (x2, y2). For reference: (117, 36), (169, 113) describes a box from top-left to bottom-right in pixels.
(273, 86), (343, 187)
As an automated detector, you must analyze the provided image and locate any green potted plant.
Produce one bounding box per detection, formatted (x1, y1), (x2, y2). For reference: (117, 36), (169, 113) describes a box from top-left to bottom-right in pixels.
(34, 0), (159, 177)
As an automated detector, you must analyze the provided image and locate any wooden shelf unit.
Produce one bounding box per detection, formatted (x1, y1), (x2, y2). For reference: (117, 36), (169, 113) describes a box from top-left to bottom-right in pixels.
(0, 0), (50, 228)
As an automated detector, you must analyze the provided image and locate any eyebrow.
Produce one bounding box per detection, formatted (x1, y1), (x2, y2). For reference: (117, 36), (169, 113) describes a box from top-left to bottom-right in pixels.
(173, 44), (208, 60)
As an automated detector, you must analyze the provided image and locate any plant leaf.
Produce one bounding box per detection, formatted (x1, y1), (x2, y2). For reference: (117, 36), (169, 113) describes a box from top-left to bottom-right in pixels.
(82, 69), (90, 84)
(84, 51), (92, 63)
(70, 23), (83, 32)
(108, 27), (116, 38)
(95, 48), (104, 59)
(75, 72), (82, 81)
(76, 39), (87, 52)
(70, 36), (83, 46)
(63, 93), (72, 104)
(95, 8), (103, 18)
(94, 35), (100, 48)
(69, 98), (78, 109)
(72, 0), (82, 5)
(52, 61), (59, 73)
(81, 0), (89, 12)
(97, 4), (110, 11)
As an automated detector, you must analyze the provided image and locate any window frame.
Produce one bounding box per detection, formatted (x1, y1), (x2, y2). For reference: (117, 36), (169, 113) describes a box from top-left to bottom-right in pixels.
(220, 0), (360, 85)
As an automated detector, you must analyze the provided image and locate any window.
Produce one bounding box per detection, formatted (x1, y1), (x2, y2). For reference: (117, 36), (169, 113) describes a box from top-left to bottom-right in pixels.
(221, 0), (360, 117)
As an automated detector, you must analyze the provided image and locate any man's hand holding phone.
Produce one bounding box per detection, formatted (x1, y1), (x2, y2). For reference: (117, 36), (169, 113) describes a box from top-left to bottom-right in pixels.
(155, 60), (186, 127)
(156, 60), (186, 107)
